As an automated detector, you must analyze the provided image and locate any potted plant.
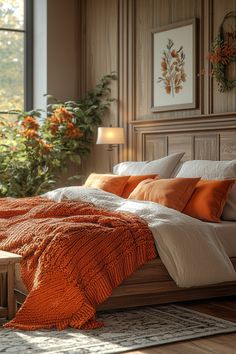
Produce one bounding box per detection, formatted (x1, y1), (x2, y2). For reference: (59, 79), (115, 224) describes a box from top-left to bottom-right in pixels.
(0, 73), (116, 197)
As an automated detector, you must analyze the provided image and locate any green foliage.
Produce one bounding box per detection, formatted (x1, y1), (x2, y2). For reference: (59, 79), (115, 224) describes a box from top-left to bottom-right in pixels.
(0, 73), (116, 197)
(208, 12), (236, 92)
(209, 36), (236, 92)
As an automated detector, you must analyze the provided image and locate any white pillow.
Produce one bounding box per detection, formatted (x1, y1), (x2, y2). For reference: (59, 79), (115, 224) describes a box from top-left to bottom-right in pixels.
(113, 161), (147, 175)
(176, 160), (236, 221)
(113, 152), (184, 178)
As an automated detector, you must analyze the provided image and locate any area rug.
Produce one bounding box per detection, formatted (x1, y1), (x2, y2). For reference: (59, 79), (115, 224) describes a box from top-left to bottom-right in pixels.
(1, 304), (236, 353)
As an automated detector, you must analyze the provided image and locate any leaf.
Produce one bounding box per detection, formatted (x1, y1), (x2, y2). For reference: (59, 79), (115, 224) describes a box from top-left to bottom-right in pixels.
(67, 175), (82, 181)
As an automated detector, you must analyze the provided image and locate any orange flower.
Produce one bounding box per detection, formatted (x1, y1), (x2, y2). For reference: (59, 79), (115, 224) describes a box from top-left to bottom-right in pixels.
(67, 122), (74, 129)
(48, 126), (59, 135)
(53, 107), (72, 123)
(66, 127), (83, 138)
(48, 115), (61, 124)
(47, 115), (60, 135)
(47, 107), (74, 136)
(22, 129), (39, 139)
(209, 41), (236, 65)
(21, 116), (39, 131)
(38, 139), (53, 152)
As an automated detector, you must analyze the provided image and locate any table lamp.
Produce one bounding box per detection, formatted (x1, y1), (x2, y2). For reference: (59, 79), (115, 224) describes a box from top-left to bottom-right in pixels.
(96, 126), (125, 172)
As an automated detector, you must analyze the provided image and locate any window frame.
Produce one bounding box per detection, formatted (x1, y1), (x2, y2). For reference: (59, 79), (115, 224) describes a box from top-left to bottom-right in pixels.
(0, 0), (33, 114)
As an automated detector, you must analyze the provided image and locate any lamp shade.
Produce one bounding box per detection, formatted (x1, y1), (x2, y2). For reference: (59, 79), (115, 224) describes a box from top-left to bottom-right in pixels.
(96, 127), (125, 145)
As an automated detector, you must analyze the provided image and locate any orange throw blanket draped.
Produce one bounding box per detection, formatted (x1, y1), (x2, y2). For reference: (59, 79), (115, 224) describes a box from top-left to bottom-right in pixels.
(0, 197), (156, 330)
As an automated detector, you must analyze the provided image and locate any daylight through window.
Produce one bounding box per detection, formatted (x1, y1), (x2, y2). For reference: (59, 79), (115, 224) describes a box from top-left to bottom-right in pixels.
(0, 0), (32, 113)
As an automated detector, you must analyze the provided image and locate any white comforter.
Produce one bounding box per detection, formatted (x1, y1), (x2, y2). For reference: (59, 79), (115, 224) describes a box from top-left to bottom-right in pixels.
(44, 186), (236, 288)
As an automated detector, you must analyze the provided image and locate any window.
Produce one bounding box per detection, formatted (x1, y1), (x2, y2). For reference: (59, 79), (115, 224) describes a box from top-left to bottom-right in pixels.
(0, 0), (33, 114)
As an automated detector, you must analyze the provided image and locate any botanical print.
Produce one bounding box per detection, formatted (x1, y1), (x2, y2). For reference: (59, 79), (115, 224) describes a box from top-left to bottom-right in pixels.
(157, 39), (187, 97)
(152, 21), (195, 111)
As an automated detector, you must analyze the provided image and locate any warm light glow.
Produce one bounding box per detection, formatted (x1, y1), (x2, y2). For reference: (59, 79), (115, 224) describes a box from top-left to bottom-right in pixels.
(96, 127), (125, 145)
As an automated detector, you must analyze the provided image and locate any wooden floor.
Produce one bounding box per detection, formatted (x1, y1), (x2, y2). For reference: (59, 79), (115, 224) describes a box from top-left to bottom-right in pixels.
(127, 296), (236, 354)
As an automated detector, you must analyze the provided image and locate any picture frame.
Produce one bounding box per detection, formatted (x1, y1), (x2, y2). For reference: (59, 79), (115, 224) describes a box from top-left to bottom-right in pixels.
(151, 19), (197, 112)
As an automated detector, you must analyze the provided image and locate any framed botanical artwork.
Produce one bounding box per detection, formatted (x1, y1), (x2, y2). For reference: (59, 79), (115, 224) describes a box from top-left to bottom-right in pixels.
(151, 19), (197, 112)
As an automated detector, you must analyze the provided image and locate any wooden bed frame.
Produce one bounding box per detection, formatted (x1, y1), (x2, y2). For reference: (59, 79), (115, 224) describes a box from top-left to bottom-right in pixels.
(14, 113), (236, 310)
(14, 258), (236, 310)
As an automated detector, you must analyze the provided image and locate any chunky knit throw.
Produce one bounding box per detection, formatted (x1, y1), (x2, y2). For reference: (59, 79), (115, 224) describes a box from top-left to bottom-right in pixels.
(0, 197), (156, 330)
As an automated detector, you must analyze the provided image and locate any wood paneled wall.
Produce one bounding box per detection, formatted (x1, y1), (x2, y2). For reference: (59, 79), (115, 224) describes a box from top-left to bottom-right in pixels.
(79, 0), (119, 175)
(78, 0), (236, 174)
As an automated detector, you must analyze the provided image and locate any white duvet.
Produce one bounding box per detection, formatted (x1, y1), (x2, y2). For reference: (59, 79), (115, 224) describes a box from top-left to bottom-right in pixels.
(44, 186), (236, 288)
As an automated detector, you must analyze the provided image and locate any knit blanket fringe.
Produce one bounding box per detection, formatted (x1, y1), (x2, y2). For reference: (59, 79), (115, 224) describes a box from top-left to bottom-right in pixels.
(0, 197), (157, 330)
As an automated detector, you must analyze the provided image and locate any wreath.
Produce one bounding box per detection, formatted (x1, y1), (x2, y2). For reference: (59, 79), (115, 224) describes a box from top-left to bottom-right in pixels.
(209, 11), (236, 92)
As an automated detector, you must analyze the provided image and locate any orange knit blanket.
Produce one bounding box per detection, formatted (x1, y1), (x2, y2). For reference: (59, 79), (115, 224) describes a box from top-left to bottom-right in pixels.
(0, 197), (156, 330)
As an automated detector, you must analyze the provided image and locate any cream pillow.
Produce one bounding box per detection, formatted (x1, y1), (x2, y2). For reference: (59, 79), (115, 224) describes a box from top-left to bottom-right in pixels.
(113, 161), (147, 175)
(113, 152), (184, 178)
(176, 160), (236, 221)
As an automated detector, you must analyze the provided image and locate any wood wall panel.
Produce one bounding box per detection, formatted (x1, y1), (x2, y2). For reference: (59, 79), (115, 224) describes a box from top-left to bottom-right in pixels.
(194, 134), (220, 160)
(168, 135), (194, 161)
(144, 134), (168, 160)
(80, 0), (236, 172)
(220, 132), (236, 160)
(80, 0), (119, 176)
(118, 0), (136, 162)
(47, 0), (80, 102)
(135, 0), (154, 120)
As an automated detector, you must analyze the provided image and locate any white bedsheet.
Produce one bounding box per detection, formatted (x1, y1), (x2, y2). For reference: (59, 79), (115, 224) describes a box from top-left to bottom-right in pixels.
(207, 221), (236, 258)
(44, 187), (236, 288)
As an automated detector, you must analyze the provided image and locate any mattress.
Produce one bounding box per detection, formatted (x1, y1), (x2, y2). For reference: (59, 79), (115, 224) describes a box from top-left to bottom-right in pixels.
(208, 221), (236, 257)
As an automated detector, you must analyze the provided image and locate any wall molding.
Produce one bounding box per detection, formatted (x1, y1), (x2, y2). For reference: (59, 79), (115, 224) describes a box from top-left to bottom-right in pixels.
(118, 0), (136, 161)
(131, 113), (236, 134)
(130, 112), (236, 126)
(204, 0), (213, 114)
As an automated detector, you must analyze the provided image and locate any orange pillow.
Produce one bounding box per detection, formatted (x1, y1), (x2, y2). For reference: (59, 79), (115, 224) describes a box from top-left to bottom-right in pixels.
(121, 174), (158, 198)
(183, 179), (235, 222)
(84, 173), (129, 196)
(128, 177), (200, 211)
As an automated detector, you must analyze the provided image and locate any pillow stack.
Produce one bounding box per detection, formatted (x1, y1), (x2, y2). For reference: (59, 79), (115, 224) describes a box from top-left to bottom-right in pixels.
(84, 155), (236, 223)
(85, 153), (184, 197)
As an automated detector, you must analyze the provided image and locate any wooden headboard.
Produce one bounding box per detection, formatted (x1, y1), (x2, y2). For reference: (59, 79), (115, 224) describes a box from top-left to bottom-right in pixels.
(129, 113), (236, 162)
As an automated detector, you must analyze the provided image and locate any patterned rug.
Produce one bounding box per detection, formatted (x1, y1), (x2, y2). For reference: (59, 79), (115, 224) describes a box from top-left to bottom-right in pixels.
(1, 304), (236, 354)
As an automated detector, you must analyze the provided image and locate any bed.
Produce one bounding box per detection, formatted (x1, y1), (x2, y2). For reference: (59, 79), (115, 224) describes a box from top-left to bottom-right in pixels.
(6, 117), (236, 328)
(13, 191), (236, 312)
